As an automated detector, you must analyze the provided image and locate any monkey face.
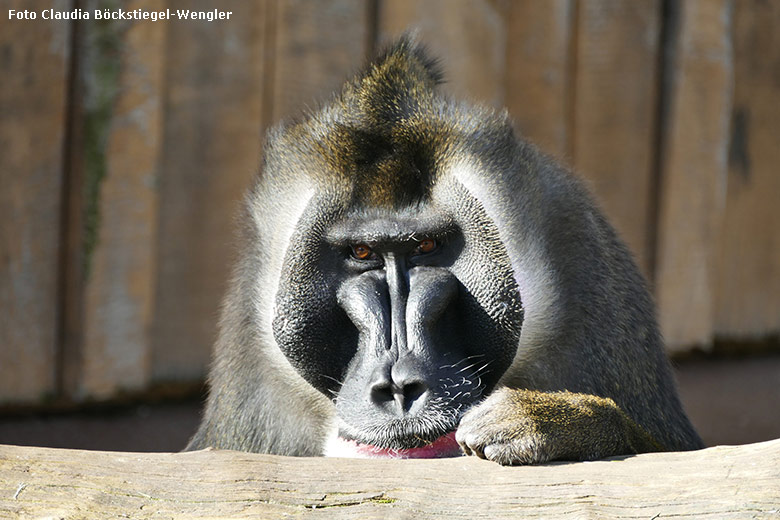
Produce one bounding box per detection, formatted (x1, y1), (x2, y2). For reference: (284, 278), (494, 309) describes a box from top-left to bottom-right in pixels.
(270, 182), (523, 453)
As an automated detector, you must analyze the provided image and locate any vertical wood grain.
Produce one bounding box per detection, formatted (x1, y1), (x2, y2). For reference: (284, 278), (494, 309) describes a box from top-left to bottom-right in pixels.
(0, 0), (71, 404)
(504, 0), (574, 159)
(571, 0), (661, 277)
(69, 0), (167, 399)
(269, 0), (371, 123)
(654, 0), (734, 352)
(714, 0), (780, 341)
(152, 0), (266, 382)
(379, 0), (506, 107)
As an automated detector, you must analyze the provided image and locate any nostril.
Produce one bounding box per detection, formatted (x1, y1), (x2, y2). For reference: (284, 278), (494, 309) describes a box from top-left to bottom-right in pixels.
(369, 379), (429, 414)
(370, 381), (395, 404)
(369, 358), (431, 414)
(394, 379), (429, 413)
(402, 380), (427, 404)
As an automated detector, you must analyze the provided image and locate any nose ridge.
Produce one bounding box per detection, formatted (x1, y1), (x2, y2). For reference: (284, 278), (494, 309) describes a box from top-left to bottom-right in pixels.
(406, 268), (459, 358)
(369, 356), (430, 415)
(407, 268), (458, 327)
(384, 253), (409, 356)
(337, 271), (390, 352)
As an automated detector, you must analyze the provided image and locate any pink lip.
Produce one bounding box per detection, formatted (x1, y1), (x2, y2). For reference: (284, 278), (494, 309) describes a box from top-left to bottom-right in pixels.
(334, 431), (462, 459)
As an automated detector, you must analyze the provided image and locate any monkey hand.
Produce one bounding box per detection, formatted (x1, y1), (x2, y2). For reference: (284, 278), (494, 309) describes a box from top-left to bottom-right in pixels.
(455, 387), (663, 465)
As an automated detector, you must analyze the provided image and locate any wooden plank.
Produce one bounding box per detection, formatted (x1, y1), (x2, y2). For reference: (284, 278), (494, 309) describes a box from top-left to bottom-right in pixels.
(504, 0), (573, 159)
(67, 0), (167, 399)
(0, 1), (71, 403)
(571, 0), (661, 276)
(152, 0), (266, 382)
(379, 0), (506, 108)
(0, 440), (778, 518)
(713, 0), (780, 341)
(654, 0), (733, 352)
(270, 0), (372, 123)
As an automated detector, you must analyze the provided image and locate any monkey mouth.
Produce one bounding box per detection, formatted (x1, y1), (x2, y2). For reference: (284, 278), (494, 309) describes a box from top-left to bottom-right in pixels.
(325, 431), (462, 459)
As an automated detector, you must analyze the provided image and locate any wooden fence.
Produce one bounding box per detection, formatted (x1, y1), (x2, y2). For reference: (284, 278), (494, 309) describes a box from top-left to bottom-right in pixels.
(1, 0), (778, 407)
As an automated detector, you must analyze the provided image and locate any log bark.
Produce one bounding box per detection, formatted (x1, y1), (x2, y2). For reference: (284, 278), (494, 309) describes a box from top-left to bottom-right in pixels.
(1, 439), (778, 519)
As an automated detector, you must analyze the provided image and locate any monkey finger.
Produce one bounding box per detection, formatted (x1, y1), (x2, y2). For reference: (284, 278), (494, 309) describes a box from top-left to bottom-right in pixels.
(457, 440), (473, 457)
(465, 443), (486, 459)
(483, 443), (525, 466)
(456, 431), (486, 459)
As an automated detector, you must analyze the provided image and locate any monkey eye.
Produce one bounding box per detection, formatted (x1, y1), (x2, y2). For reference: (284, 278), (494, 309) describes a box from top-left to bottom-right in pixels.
(414, 238), (438, 255)
(350, 244), (375, 260)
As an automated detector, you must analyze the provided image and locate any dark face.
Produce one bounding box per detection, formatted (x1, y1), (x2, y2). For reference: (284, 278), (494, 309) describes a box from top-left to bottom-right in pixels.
(272, 189), (523, 450)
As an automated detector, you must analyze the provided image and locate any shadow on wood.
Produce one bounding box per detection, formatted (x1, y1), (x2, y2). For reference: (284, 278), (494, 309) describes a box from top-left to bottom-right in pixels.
(1, 439), (778, 519)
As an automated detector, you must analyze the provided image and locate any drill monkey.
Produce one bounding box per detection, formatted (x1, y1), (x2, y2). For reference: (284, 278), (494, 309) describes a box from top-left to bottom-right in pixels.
(187, 37), (703, 464)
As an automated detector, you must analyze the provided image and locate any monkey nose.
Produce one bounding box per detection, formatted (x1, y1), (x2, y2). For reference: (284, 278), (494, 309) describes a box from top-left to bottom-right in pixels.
(369, 359), (429, 415)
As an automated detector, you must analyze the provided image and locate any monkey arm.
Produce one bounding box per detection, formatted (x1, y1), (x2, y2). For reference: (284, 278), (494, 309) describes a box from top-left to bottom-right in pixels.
(455, 388), (665, 466)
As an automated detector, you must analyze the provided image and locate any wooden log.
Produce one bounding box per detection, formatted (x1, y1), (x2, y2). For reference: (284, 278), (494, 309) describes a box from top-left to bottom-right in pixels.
(0, 1), (71, 404)
(0, 440), (778, 518)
